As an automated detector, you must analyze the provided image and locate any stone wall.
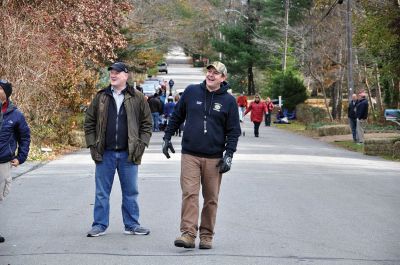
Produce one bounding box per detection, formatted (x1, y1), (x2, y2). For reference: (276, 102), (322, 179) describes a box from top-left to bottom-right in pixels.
(316, 125), (351, 136)
(364, 138), (400, 158)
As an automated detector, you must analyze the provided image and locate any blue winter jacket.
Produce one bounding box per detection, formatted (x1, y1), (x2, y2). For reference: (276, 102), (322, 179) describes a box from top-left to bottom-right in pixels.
(164, 80), (241, 158)
(356, 98), (368, 120)
(0, 101), (30, 164)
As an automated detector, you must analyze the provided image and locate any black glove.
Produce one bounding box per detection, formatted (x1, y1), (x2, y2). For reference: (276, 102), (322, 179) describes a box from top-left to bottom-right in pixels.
(216, 153), (233, 174)
(162, 138), (175, 159)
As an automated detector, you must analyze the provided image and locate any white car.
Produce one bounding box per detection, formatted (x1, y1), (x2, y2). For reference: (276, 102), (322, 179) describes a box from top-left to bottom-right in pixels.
(158, 63), (168, 74)
(141, 83), (157, 97)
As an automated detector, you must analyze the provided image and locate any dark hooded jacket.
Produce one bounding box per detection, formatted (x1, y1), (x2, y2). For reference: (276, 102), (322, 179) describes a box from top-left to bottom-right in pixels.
(164, 80), (241, 158)
(0, 101), (30, 164)
(84, 84), (152, 164)
(356, 98), (368, 120)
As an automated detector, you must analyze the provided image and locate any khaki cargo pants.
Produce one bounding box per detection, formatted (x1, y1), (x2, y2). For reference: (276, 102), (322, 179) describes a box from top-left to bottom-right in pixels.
(0, 162), (12, 201)
(180, 154), (222, 239)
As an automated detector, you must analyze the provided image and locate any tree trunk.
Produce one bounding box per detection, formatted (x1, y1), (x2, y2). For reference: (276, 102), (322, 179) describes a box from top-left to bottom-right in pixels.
(374, 62), (384, 113)
(332, 37), (343, 120)
(331, 81), (340, 120)
(322, 84), (334, 122)
(247, 65), (255, 95)
(364, 63), (375, 113)
(395, 79), (400, 108)
(283, 0), (289, 72)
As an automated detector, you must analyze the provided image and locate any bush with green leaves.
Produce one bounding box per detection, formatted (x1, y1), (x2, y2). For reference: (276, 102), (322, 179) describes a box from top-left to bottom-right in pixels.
(269, 71), (308, 111)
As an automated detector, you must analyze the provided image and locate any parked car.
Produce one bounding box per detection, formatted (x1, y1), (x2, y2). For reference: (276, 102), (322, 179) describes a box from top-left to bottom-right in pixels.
(141, 83), (157, 97)
(143, 79), (161, 90)
(158, 62), (168, 74)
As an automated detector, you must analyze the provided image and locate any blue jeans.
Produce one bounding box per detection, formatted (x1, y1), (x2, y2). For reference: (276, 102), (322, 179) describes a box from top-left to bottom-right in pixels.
(92, 150), (140, 230)
(238, 107), (245, 121)
(152, 112), (160, 131)
(349, 118), (357, 142)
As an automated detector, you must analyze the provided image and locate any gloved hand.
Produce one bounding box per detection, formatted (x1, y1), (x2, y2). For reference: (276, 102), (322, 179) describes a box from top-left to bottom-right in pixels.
(162, 138), (175, 159)
(216, 153), (233, 173)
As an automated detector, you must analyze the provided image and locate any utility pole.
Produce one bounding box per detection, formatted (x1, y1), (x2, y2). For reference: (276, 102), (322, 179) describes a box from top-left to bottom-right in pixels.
(283, 0), (289, 72)
(346, 0), (354, 99)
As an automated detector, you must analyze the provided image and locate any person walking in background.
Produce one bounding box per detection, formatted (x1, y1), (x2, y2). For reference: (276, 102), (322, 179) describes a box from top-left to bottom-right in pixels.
(162, 62), (241, 249)
(164, 96), (176, 124)
(0, 80), (31, 243)
(356, 91), (369, 144)
(264, 97), (274, 126)
(148, 93), (163, 132)
(244, 94), (267, 137)
(236, 91), (247, 122)
(174, 94), (184, 137)
(347, 93), (358, 142)
(84, 62), (152, 237)
(169, 79), (175, 93)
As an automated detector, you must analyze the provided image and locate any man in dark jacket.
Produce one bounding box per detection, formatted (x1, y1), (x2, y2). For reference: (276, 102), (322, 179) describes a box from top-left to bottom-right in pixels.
(356, 91), (369, 144)
(0, 80), (31, 243)
(162, 62), (241, 249)
(148, 93), (163, 132)
(347, 93), (358, 142)
(84, 62), (153, 237)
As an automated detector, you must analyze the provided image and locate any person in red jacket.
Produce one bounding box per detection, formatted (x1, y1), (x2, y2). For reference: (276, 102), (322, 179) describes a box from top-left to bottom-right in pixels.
(244, 94), (267, 137)
(236, 92), (247, 122)
(264, 97), (274, 126)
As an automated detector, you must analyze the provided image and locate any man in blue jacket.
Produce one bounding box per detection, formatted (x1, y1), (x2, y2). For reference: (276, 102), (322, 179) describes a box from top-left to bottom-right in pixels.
(162, 62), (241, 249)
(347, 93), (358, 142)
(0, 80), (31, 243)
(356, 91), (369, 144)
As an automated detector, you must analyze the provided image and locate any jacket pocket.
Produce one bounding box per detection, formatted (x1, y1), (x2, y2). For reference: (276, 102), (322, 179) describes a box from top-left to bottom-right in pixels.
(90, 145), (102, 162)
(129, 140), (145, 161)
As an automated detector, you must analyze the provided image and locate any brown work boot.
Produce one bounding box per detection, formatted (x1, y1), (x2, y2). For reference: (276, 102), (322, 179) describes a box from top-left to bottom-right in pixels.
(174, 233), (195, 248)
(199, 236), (212, 249)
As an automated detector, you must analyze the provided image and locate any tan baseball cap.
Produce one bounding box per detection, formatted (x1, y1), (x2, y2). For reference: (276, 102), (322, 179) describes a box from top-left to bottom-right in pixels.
(206, 61), (227, 76)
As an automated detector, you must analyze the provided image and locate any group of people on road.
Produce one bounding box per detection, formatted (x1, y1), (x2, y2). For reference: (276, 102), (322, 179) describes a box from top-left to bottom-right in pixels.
(347, 91), (369, 144)
(1, 58), (372, 251)
(237, 93), (275, 137)
(147, 85), (182, 134)
(82, 61), (240, 250)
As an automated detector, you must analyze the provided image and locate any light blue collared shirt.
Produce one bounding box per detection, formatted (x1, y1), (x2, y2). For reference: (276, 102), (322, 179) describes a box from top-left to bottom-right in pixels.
(111, 86), (126, 113)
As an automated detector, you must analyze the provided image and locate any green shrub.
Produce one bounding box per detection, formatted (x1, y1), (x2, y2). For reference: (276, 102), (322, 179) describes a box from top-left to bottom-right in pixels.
(269, 71), (308, 111)
(296, 103), (329, 124)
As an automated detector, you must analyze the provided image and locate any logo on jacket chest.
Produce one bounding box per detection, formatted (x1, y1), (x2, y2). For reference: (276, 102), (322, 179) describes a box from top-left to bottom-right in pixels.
(213, 103), (222, 112)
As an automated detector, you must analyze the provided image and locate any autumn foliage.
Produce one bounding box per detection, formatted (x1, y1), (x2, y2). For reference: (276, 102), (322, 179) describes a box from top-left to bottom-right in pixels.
(0, 0), (133, 146)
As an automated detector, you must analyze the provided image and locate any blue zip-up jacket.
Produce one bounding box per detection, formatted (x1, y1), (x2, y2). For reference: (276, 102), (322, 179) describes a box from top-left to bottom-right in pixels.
(0, 101), (30, 164)
(164, 80), (241, 158)
(356, 98), (368, 120)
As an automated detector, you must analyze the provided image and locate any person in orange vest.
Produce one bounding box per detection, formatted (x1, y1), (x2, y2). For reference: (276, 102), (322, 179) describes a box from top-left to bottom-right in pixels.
(236, 91), (247, 122)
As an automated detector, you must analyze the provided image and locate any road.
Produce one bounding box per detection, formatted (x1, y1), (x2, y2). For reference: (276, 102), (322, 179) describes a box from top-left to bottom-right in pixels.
(159, 46), (204, 93)
(1, 55), (400, 265)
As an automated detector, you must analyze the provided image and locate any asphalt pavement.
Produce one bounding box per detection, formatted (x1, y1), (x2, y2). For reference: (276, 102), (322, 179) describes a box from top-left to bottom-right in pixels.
(1, 118), (400, 265)
(2, 51), (400, 264)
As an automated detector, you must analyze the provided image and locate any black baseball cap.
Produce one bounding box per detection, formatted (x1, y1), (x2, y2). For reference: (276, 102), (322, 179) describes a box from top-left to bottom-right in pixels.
(0, 80), (12, 99)
(108, 62), (129, 73)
